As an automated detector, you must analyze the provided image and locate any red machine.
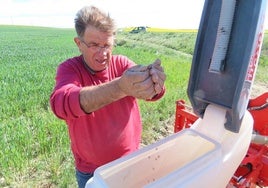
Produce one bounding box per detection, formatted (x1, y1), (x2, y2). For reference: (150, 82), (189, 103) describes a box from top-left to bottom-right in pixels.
(174, 93), (268, 188)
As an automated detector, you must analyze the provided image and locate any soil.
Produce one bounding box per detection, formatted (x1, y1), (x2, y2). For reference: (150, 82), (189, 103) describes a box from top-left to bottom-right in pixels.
(251, 81), (268, 98)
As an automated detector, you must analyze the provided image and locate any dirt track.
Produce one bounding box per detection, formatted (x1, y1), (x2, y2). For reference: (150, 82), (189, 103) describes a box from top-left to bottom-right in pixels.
(251, 81), (268, 98)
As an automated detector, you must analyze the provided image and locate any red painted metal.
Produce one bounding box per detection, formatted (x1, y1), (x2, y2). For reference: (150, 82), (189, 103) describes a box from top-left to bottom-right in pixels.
(174, 92), (268, 188)
(229, 143), (268, 188)
(248, 92), (268, 136)
(174, 100), (198, 133)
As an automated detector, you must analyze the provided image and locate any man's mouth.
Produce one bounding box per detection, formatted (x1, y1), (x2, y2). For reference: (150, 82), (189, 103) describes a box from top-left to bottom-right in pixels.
(96, 59), (107, 65)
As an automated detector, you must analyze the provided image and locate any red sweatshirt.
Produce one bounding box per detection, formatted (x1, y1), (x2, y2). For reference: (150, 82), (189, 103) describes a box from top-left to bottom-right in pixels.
(50, 55), (164, 173)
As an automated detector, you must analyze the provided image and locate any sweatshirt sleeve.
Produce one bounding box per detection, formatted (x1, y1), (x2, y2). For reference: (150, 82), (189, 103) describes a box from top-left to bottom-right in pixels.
(50, 60), (86, 120)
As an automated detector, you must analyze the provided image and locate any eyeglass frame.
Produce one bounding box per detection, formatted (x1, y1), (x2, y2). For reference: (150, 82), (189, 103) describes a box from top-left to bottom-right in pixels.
(79, 38), (113, 52)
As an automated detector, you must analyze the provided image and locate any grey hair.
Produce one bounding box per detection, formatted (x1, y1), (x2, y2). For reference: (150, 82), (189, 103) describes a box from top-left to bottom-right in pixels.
(74, 6), (117, 37)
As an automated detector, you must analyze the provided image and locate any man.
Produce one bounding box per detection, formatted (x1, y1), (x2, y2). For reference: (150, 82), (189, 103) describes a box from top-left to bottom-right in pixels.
(50, 5), (166, 188)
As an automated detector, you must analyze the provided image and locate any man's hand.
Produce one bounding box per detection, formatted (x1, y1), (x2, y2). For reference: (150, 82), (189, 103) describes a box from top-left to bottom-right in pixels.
(149, 59), (166, 95)
(118, 59), (166, 100)
(118, 65), (156, 100)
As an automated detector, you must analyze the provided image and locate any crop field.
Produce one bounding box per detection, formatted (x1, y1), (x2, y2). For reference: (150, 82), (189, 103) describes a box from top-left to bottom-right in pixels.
(0, 25), (267, 187)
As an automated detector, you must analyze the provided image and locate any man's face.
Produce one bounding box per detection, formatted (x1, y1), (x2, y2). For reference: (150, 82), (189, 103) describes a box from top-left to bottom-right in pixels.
(75, 26), (114, 72)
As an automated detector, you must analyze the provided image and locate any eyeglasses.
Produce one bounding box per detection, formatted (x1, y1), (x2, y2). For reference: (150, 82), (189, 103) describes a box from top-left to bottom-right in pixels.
(80, 39), (113, 52)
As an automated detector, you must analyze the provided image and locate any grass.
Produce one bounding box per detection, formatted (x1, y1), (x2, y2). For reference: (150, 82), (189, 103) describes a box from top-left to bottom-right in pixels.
(122, 27), (198, 33)
(0, 26), (79, 187)
(0, 25), (267, 187)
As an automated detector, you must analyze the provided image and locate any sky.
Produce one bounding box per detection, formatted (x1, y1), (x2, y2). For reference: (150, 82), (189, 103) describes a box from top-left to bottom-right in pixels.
(0, 0), (267, 30)
(0, 0), (205, 29)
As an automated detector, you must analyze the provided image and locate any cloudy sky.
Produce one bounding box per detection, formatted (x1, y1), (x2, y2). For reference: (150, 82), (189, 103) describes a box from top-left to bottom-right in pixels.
(0, 0), (267, 29)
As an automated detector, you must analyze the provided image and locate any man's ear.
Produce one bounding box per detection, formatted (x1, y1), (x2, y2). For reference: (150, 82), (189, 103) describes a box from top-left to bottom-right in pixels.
(74, 37), (81, 47)
(74, 37), (82, 53)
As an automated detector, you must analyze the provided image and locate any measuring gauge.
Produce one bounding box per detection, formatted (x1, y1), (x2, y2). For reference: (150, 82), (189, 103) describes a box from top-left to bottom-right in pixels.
(188, 0), (267, 132)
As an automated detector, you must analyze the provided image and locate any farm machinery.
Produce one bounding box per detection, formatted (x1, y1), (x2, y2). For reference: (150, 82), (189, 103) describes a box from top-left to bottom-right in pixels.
(86, 0), (268, 187)
(175, 92), (268, 188)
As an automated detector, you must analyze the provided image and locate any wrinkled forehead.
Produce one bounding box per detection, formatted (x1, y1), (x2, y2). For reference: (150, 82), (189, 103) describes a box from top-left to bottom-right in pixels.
(83, 26), (115, 44)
